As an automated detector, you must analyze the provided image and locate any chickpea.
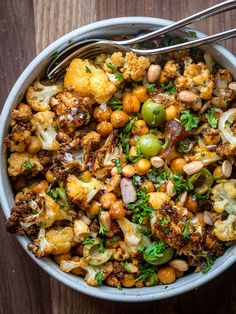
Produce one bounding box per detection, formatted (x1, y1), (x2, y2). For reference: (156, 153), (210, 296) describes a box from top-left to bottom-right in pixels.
(70, 256), (84, 276)
(165, 105), (177, 121)
(109, 200), (126, 219)
(158, 266), (176, 284)
(86, 200), (101, 218)
(184, 194), (198, 213)
(120, 273), (136, 288)
(31, 180), (48, 193)
(100, 192), (117, 209)
(131, 120), (149, 135)
(26, 136), (42, 154)
(170, 158), (187, 174)
(45, 169), (55, 183)
(96, 121), (113, 137)
(134, 158), (151, 175)
(93, 104), (112, 122)
(141, 181), (155, 193)
(110, 110), (129, 128)
(213, 165), (224, 179)
(123, 95), (140, 114)
(54, 252), (71, 265)
(132, 86), (149, 103)
(122, 164), (135, 177)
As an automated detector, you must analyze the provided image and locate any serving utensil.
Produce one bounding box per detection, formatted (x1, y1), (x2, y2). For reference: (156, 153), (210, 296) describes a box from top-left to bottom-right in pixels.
(47, 0), (236, 81)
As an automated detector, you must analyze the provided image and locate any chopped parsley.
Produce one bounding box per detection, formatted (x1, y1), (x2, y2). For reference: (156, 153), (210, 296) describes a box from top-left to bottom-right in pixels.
(160, 217), (170, 226)
(114, 71), (124, 82)
(205, 108), (218, 129)
(198, 253), (216, 274)
(85, 66), (91, 73)
(23, 160), (33, 171)
(147, 169), (170, 184)
(132, 175), (142, 187)
(115, 158), (122, 173)
(163, 36), (187, 47)
(123, 261), (131, 273)
(106, 62), (116, 70)
(135, 264), (157, 284)
(182, 220), (191, 239)
(98, 239), (105, 253)
(180, 110), (200, 131)
(173, 173), (189, 193)
(95, 271), (104, 286)
(161, 80), (176, 95)
(129, 144), (144, 163)
(82, 237), (95, 245)
(46, 187), (70, 211)
(128, 188), (154, 224)
(143, 241), (169, 264)
(137, 225), (152, 237)
(146, 83), (156, 93)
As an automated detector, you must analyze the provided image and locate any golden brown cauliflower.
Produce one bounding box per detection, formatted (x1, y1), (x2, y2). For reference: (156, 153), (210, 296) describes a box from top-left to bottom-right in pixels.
(50, 89), (92, 133)
(159, 60), (179, 84)
(64, 58), (117, 104)
(214, 215), (236, 241)
(66, 174), (102, 207)
(28, 226), (75, 258)
(175, 62), (214, 99)
(26, 81), (62, 111)
(7, 152), (43, 177)
(211, 179), (236, 215)
(120, 52), (150, 81)
(32, 111), (59, 151)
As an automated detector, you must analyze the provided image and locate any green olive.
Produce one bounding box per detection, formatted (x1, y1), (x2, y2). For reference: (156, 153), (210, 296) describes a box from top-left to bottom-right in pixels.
(137, 134), (162, 158)
(188, 168), (213, 194)
(143, 243), (174, 265)
(141, 98), (165, 127)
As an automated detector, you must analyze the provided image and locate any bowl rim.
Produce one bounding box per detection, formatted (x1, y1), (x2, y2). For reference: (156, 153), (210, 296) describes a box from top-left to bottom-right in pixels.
(1, 16), (236, 302)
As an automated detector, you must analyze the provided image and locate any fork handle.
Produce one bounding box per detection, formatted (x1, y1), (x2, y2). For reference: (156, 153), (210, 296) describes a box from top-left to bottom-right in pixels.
(131, 28), (236, 55)
(116, 0), (236, 45)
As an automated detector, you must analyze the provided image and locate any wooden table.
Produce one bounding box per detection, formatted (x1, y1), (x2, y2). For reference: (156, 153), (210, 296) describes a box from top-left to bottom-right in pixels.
(0, 1), (236, 313)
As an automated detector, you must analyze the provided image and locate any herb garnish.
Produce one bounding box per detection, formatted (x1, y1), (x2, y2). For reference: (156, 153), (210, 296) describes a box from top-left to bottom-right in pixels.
(180, 110), (200, 131)
(95, 271), (104, 286)
(147, 169), (170, 184)
(108, 96), (123, 110)
(82, 237), (95, 245)
(143, 241), (169, 264)
(161, 80), (176, 95)
(128, 188), (154, 224)
(106, 62), (116, 70)
(205, 108), (218, 129)
(146, 83), (156, 93)
(23, 160), (33, 171)
(114, 71), (124, 82)
(182, 220), (191, 239)
(135, 264), (157, 285)
(85, 66), (92, 73)
(198, 253), (216, 274)
(115, 158), (122, 173)
(98, 212), (107, 235)
(173, 173), (189, 193)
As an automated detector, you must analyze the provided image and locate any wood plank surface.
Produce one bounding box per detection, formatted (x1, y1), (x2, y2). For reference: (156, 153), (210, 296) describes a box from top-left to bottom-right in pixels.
(0, 1), (236, 313)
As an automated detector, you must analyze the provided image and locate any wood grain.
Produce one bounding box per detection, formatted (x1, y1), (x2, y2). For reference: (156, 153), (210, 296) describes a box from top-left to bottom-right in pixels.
(1, 0), (236, 313)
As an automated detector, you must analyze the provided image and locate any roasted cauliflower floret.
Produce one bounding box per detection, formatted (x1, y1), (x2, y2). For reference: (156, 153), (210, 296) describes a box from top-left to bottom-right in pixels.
(111, 52), (124, 68)
(214, 215), (236, 241)
(26, 81), (62, 111)
(120, 52), (150, 81)
(28, 226), (75, 258)
(7, 152), (43, 177)
(211, 179), (236, 214)
(22, 192), (74, 229)
(66, 174), (102, 207)
(159, 60), (179, 84)
(64, 58), (117, 104)
(32, 111), (59, 151)
(50, 90), (92, 133)
(175, 63), (214, 99)
(117, 217), (142, 246)
(60, 258), (113, 286)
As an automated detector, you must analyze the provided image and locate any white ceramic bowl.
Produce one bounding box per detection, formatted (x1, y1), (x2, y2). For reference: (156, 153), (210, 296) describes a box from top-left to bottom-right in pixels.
(1, 17), (236, 302)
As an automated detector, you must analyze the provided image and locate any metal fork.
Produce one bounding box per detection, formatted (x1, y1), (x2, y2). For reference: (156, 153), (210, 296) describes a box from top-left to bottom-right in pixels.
(47, 0), (236, 81)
